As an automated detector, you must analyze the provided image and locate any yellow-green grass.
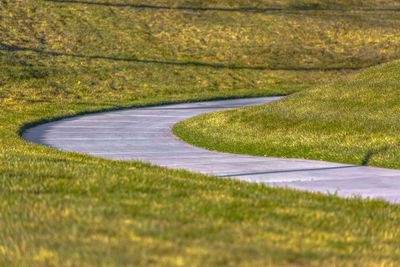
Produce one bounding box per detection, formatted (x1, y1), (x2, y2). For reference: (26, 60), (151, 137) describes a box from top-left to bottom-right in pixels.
(3, 0), (400, 265)
(174, 60), (400, 169)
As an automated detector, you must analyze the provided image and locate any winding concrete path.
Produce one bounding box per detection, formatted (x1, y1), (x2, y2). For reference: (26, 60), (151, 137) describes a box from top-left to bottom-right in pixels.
(22, 97), (400, 203)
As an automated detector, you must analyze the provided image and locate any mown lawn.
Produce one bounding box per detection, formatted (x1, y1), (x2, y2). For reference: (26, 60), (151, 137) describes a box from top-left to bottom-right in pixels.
(173, 60), (400, 169)
(2, 0), (400, 265)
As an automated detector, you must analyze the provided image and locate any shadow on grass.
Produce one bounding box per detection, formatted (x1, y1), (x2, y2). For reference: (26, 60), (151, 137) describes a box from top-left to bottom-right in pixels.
(45, 0), (400, 12)
(0, 42), (362, 71)
(362, 146), (390, 166)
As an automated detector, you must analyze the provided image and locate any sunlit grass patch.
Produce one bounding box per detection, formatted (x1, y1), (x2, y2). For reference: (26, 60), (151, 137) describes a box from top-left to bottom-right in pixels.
(174, 60), (400, 169)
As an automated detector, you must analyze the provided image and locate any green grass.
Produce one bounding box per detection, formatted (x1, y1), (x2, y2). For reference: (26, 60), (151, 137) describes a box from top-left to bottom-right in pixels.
(173, 60), (400, 169)
(2, 0), (400, 265)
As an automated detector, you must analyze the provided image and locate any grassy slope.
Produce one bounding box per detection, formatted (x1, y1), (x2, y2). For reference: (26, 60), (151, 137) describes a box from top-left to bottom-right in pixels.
(2, 0), (400, 265)
(173, 60), (400, 169)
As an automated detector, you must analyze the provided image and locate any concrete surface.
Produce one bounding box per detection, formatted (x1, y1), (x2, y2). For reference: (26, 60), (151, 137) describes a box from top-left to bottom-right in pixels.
(22, 97), (400, 203)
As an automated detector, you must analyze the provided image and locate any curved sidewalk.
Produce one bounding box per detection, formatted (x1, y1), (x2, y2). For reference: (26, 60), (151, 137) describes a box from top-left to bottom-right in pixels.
(23, 97), (400, 203)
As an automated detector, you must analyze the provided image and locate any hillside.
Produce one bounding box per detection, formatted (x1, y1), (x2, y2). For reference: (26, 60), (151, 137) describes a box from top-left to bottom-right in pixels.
(2, 0), (400, 265)
(174, 60), (400, 169)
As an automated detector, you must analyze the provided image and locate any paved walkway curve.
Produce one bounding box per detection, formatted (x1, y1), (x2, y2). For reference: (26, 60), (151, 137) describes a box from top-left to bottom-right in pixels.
(22, 97), (400, 203)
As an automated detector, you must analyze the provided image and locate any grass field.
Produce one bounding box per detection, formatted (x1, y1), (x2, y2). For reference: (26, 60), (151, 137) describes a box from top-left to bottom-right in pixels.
(173, 60), (400, 169)
(2, 0), (400, 265)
